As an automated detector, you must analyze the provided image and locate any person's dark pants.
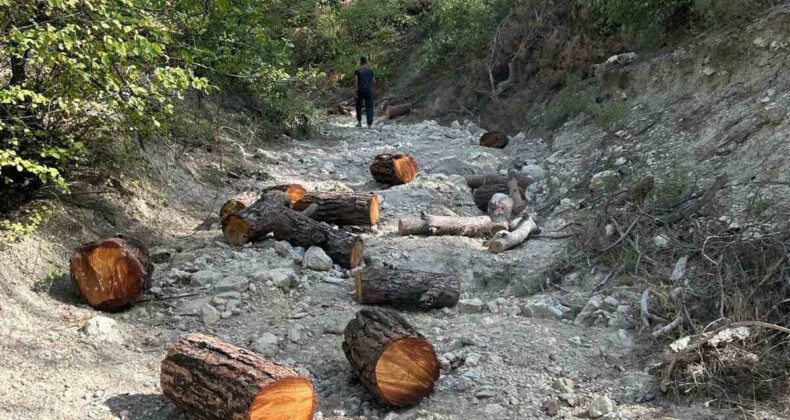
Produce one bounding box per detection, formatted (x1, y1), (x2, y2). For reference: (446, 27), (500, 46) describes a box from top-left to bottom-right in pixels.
(356, 90), (374, 127)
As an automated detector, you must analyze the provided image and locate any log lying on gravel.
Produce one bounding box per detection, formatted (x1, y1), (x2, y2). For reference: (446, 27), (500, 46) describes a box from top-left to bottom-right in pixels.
(398, 214), (506, 237)
(465, 173), (532, 190)
(272, 210), (364, 268)
(370, 153), (419, 185)
(219, 191), (260, 219)
(386, 104), (412, 120)
(508, 178), (528, 215)
(473, 182), (525, 212)
(293, 192), (380, 226)
(487, 193), (514, 225)
(222, 191), (291, 246)
(70, 237), (154, 310)
(488, 217), (539, 253)
(161, 333), (316, 420)
(479, 131), (509, 149)
(353, 265), (460, 310)
(342, 309), (440, 407)
(263, 184), (307, 207)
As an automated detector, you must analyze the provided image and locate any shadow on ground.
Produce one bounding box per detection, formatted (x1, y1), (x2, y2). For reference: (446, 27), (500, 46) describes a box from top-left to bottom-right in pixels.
(105, 393), (184, 420)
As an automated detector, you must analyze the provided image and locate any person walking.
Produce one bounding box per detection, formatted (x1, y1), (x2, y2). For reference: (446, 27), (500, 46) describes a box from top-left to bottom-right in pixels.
(354, 56), (376, 128)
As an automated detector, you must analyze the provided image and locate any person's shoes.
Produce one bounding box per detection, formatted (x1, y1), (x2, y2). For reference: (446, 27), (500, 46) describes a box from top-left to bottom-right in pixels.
(356, 121), (362, 128)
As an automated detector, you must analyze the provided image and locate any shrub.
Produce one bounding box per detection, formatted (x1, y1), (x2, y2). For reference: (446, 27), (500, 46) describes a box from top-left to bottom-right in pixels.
(543, 74), (596, 129)
(589, 0), (693, 34)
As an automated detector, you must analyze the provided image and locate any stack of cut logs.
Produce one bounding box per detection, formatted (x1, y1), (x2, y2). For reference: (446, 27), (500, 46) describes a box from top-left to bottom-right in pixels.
(67, 149), (546, 418)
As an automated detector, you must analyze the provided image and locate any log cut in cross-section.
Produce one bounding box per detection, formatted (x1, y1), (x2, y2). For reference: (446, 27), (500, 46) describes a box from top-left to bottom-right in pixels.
(219, 191), (261, 219)
(398, 214), (506, 237)
(487, 193), (514, 225)
(479, 131), (509, 149)
(222, 191), (291, 246)
(386, 104), (412, 120)
(370, 153), (419, 185)
(263, 184), (307, 207)
(293, 192), (380, 226)
(161, 333), (316, 420)
(489, 217), (539, 253)
(473, 181), (526, 212)
(465, 173), (533, 190)
(70, 237), (154, 310)
(353, 264), (460, 310)
(272, 209), (364, 268)
(342, 309), (440, 407)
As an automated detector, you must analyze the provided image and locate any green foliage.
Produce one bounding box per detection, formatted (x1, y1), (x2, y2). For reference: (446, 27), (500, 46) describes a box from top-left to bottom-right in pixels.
(544, 74), (596, 130)
(593, 101), (629, 128)
(653, 164), (692, 208)
(692, 0), (780, 26)
(590, 0), (693, 34)
(0, 201), (56, 241)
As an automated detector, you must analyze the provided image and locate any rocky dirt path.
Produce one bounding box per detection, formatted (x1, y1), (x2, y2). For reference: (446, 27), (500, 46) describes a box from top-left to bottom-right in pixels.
(0, 118), (749, 420)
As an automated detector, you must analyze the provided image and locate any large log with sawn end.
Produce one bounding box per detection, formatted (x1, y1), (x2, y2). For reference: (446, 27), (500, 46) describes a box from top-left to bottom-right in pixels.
(219, 191), (260, 219)
(465, 173), (532, 190)
(479, 131), (509, 149)
(473, 182), (526, 212)
(272, 209), (364, 268)
(263, 184), (307, 206)
(222, 191), (291, 246)
(386, 104), (412, 120)
(70, 237), (153, 310)
(293, 192), (380, 226)
(342, 309), (440, 407)
(161, 333), (316, 420)
(370, 153), (419, 185)
(353, 265), (460, 310)
(398, 214), (506, 237)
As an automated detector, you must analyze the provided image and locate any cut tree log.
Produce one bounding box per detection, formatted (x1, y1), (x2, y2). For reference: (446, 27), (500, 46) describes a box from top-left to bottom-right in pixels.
(222, 191), (291, 246)
(219, 191), (260, 219)
(487, 193), (514, 225)
(370, 153), (419, 185)
(479, 131), (509, 149)
(263, 184), (307, 207)
(293, 192), (380, 226)
(488, 217), (539, 253)
(398, 214), (506, 237)
(508, 177), (528, 215)
(342, 309), (440, 407)
(70, 237), (153, 310)
(465, 173), (532, 190)
(161, 333), (316, 420)
(473, 181), (526, 212)
(353, 264), (460, 309)
(272, 209), (364, 268)
(386, 104), (412, 120)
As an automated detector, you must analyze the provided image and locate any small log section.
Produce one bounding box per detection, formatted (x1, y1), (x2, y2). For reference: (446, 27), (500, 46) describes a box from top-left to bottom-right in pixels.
(222, 191), (291, 246)
(263, 184), (307, 207)
(386, 104), (412, 120)
(370, 153), (419, 185)
(489, 217), (539, 253)
(161, 333), (316, 420)
(353, 265), (460, 310)
(465, 173), (532, 190)
(479, 131), (509, 149)
(487, 193), (514, 225)
(220, 191), (260, 219)
(293, 192), (380, 226)
(70, 237), (153, 310)
(508, 178), (528, 215)
(342, 309), (440, 407)
(398, 214), (506, 237)
(272, 210), (364, 268)
(473, 182), (525, 212)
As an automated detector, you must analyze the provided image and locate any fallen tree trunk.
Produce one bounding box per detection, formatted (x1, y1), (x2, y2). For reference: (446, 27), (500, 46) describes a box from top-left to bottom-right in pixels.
(219, 191), (260, 219)
(161, 333), (316, 420)
(473, 182), (525, 212)
(488, 217), (539, 253)
(398, 214), (506, 237)
(70, 237), (154, 310)
(263, 184), (307, 207)
(342, 309), (440, 407)
(487, 193), (514, 225)
(386, 104), (412, 120)
(222, 191), (291, 246)
(370, 153), (419, 185)
(508, 178), (528, 215)
(353, 264), (460, 310)
(660, 175), (727, 224)
(465, 173), (532, 190)
(293, 192), (380, 226)
(272, 210), (364, 268)
(479, 131), (509, 149)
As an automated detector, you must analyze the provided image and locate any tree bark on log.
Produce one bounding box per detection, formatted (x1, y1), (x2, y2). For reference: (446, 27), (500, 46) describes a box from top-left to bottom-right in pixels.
(353, 265), (460, 310)
(479, 131), (509, 149)
(263, 184), (307, 207)
(508, 178), (528, 215)
(465, 173), (532, 190)
(70, 237), (154, 310)
(398, 214), (506, 237)
(488, 217), (539, 253)
(161, 333), (316, 420)
(272, 210), (364, 268)
(293, 192), (380, 226)
(386, 104), (412, 120)
(473, 182), (525, 212)
(219, 191), (260, 219)
(370, 153), (419, 185)
(487, 193), (514, 225)
(222, 191), (292, 246)
(342, 309), (440, 407)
